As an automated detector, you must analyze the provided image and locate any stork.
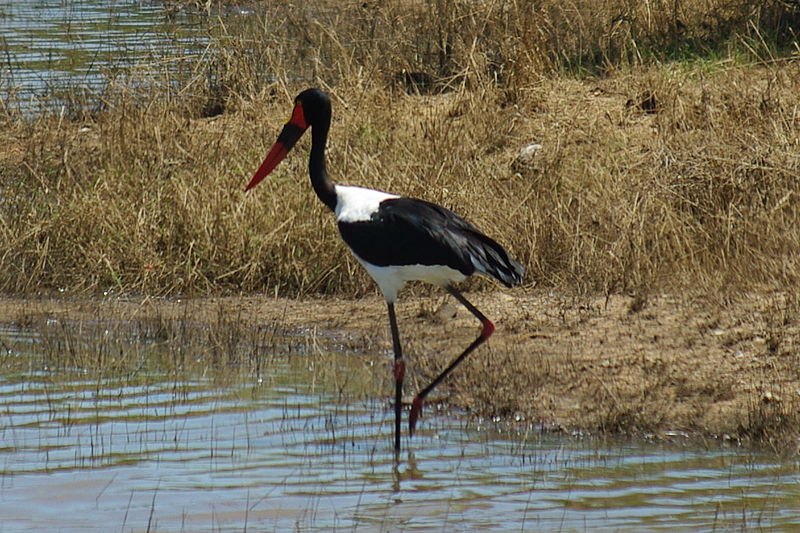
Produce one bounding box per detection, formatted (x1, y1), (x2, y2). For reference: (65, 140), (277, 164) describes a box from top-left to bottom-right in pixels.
(245, 88), (523, 452)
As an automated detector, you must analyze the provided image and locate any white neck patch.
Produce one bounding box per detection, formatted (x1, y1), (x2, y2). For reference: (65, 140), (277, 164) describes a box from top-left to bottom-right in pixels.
(334, 185), (399, 223)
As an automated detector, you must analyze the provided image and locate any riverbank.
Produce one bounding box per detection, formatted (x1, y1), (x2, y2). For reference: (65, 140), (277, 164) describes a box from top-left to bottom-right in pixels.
(2, 291), (798, 453)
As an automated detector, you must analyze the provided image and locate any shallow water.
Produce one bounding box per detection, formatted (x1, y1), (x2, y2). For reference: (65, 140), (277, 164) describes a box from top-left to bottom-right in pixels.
(0, 0), (205, 110)
(1, 322), (799, 532)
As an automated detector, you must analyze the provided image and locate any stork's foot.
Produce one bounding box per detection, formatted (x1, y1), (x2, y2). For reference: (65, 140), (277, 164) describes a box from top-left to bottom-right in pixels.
(409, 396), (424, 436)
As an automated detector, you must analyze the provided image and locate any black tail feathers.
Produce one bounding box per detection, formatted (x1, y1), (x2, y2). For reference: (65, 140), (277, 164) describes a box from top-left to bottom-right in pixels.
(466, 231), (524, 288)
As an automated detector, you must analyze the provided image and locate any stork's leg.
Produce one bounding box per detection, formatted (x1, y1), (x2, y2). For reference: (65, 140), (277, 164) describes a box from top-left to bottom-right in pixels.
(409, 286), (494, 436)
(387, 302), (404, 452)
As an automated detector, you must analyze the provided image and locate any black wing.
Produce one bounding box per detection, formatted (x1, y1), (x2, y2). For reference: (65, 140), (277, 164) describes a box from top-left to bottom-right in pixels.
(337, 197), (524, 287)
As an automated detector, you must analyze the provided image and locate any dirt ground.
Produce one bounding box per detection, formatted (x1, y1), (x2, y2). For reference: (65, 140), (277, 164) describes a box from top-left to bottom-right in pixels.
(1, 289), (799, 452)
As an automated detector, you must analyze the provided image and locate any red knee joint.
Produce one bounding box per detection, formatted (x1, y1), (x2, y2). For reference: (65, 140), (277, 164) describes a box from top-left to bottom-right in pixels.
(393, 359), (406, 382)
(481, 319), (495, 340)
(409, 396), (424, 436)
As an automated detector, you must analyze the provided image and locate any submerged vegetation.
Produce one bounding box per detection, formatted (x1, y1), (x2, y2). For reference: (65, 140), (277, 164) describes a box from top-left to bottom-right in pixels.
(0, 297), (381, 399)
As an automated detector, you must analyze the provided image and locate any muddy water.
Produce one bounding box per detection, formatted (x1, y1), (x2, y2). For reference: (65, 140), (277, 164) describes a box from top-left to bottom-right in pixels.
(1, 323), (799, 532)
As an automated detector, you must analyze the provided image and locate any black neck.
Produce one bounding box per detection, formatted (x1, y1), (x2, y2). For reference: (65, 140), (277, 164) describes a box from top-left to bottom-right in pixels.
(309, 117), (337, 212)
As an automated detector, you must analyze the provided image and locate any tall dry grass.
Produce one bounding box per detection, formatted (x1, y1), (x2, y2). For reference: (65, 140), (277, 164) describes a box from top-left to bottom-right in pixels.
(0, 0), (798, 297)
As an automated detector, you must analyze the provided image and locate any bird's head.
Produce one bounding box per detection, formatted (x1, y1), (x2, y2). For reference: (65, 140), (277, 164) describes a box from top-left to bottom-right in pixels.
(244, 88), (331, 192)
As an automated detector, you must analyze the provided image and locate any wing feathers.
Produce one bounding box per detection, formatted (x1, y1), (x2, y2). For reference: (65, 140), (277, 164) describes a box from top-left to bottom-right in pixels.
(337, 197), (523, 287)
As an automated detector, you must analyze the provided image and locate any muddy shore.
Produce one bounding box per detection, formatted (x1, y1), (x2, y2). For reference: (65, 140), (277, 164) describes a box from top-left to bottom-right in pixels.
(1, 291), (798, 452)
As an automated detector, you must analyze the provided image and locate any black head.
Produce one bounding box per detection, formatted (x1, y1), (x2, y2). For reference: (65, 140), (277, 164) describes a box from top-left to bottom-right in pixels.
(245, 88), (332, 192)
(295, 88), (331, 128)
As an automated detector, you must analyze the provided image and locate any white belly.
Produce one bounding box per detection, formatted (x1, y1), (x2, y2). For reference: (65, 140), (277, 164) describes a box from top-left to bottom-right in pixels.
(354, 256), (466, 303)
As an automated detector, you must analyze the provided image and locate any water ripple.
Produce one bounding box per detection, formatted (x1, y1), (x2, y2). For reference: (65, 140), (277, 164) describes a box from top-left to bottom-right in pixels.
(0, 322), (799, 532)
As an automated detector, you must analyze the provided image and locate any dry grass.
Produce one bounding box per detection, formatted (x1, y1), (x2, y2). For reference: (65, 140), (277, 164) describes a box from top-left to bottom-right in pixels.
(0, 0), (798, 299)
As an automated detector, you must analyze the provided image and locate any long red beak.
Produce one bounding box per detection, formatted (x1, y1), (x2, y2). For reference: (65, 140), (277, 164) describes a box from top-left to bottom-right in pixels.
(244, 102), (309, 192)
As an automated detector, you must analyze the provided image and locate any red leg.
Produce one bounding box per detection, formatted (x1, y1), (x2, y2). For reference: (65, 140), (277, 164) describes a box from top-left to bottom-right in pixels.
(409, 287), (494, 436)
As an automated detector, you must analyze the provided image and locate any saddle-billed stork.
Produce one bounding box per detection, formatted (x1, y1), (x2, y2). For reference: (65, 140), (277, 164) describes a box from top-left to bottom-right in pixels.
(245, 88), (523, 452)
